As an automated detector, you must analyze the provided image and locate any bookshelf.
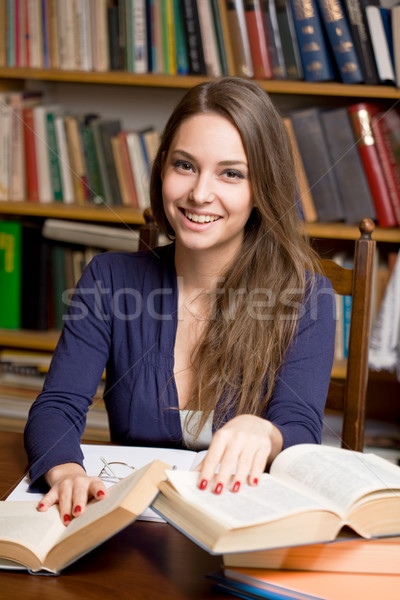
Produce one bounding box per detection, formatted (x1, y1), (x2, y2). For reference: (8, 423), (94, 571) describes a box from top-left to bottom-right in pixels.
(1, 67), (400, 439)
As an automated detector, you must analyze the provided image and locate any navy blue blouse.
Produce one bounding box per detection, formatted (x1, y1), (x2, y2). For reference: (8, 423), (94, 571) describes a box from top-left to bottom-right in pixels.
(24, 243), (336, 489)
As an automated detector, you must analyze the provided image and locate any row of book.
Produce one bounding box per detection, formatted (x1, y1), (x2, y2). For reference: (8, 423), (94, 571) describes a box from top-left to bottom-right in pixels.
(289, 103), (400, 229)
(1, 0), (399, 86)
(0, 89), (159, 206)
(0, 219), (142, 331)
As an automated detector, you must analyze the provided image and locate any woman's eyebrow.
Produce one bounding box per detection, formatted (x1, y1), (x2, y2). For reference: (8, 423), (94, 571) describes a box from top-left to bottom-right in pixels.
(171, 149), (248, 167)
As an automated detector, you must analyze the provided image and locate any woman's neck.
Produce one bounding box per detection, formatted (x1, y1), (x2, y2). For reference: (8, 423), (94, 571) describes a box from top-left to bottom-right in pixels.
(174, 242), (236, 295)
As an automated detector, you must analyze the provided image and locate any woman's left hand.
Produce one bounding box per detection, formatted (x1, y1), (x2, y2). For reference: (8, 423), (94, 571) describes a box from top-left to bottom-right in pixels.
(194, 415), (283, 494)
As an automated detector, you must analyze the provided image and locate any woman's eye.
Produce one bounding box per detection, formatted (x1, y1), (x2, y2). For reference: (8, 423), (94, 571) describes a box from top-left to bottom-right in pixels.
(174, 160), (193, 172)
(224, 169), (245, 180)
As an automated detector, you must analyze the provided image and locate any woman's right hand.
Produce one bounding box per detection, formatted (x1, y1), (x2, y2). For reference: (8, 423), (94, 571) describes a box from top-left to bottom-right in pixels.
(38, 462), (107, 525)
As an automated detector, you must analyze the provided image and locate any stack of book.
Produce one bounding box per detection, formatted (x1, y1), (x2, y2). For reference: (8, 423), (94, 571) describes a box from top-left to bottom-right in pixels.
(0, 0), (399, 86)
(0, 349), (108, 439)
(0, 91), (159, 207)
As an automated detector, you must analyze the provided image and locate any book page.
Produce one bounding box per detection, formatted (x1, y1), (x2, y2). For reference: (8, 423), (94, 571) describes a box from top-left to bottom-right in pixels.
(164, 471), (325, 529)
(0, 502), (65, 563)
(270, 444), (400, 515)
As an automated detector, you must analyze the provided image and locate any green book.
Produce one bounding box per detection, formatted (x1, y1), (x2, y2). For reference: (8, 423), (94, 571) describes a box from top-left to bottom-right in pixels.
(173, 0), (189, 74)
(0, 221), (21, 329)
(46, 112), (63, 201)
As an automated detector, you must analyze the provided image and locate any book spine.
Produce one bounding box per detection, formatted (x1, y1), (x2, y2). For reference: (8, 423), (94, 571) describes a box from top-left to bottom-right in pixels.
(273, 0), (302, 79)
(365, 5), (395, 84)
(22, 106), (39, 202)
(0, 99), (11, 201)
(117, 131), (139, 208)
(196, 0), (223, 77)
(341, 0), (379, 84)
(173, 0), (190, 74)
(288, 0), (335, 81)
(348, 103), (397, 228)
(41, 0), (50, 68)
(8, 93), (25, 202)
(290, 108), (345, 222)
(315, 0), (363, 83)
(133, 0), (148, 73)
(107, 3), (121, 70)
(54, 116), (75, 204)
(226, 0), (254, 77)
(371, 114), (400, 226)
(262, 0), (287, 79)
(0, 221), (22, 329)
(393, 6), (400, 88)
(81, 119), (105, 204)
(243, 0), (273, 79)
(47, 0), (59, 68)
(210, 0), (230, 75)
(45, 111), (63, 201)
(182, 0), (206, 74)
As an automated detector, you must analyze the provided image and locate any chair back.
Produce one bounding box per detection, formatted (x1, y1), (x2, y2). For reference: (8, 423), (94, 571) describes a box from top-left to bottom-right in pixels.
(320, 218), (375, 452)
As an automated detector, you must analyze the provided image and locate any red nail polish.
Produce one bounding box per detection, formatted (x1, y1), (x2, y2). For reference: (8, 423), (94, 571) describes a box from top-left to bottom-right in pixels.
(97, 490), (105, 498)
(38, 503), (45, 509)
(63, 514), (71, 524)
(74, 505), (82, 513)
(232, 481), (240, 493)
(253, 477), (259, 486)
(199, 479), (208, 490)
(215, 483), (223, 494)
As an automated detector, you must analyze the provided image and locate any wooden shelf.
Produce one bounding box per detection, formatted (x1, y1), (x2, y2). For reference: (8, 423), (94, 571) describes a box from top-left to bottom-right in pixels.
(0, 202), (145, 224)
(303, 222), (400, 243)
(0, 329), (60, 352)
(0, 68), (400, 99)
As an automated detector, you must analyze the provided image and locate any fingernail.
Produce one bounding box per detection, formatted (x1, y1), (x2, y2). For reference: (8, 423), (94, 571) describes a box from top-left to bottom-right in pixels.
(74, 505), (82, 514)
(199, 479), (208, 491)
(63, 514), (71, 524)
(215, 483), (223, 494)
(96, 490), (105, 498)
(253, 477), (259, 486)
(38, 503), (45, 509)
(232, 481), (240, 493)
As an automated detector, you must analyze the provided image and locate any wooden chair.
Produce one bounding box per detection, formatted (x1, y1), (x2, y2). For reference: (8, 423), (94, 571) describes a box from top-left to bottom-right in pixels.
(139, 212), (376, 453)
(320, 218), (376, 452)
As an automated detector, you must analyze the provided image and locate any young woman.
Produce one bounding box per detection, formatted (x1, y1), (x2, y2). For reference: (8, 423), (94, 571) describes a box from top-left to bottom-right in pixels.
(24, 77), (336, 524)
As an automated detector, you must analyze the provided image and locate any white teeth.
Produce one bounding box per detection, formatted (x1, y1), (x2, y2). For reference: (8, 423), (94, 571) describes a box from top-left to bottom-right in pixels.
(185, 211), (220, 223)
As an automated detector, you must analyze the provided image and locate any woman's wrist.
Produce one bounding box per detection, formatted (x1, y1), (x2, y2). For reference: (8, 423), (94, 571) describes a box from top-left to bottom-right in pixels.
(45, 462), (86, 487)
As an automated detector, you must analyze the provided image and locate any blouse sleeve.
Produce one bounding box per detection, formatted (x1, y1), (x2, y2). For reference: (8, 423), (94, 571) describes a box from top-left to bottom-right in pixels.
(265, 275), (336, 448)
(24, 256), (113, 491)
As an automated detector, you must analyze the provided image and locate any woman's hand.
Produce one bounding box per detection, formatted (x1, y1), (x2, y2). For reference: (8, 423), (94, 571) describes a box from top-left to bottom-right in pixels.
(195, 415), (283, 494)
(38, 463), (107, 525)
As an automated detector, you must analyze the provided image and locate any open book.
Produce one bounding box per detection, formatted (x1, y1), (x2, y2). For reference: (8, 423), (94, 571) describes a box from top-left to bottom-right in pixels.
(152, 444), (400, 555)
(7, 444), (207, 521)
(0, 460), (168, 574)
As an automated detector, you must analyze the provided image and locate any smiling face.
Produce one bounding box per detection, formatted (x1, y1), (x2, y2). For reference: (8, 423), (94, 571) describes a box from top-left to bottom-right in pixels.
(161, 113), (254, 262)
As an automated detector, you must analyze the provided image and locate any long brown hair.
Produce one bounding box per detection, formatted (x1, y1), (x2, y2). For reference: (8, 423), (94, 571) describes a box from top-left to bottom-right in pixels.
(150, 77), (319, 434)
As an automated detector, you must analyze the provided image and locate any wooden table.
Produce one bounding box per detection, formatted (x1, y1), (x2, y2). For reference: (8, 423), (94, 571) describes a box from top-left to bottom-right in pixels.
(0, 432), (230, 600)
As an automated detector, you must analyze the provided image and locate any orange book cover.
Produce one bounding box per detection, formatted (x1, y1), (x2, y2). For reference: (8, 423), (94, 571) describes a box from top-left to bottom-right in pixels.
(22, 106), (39, 202)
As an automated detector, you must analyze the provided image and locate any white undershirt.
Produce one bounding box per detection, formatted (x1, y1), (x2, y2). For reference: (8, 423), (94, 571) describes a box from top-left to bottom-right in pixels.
(180, 410), (214, 450)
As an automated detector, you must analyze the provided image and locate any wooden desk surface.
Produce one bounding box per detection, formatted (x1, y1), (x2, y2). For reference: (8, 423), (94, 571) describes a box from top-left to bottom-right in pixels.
(0, 432), (230, 600)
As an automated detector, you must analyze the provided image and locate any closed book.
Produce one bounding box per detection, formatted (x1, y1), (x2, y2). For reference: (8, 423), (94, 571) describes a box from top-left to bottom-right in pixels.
(111, 134), (134, 207)
(216, 0), (237, 74)
(161, 0), (177, 74)
(261, 0), (287, 79)
(393, 5), (400, 88)
(210, 0), (230, 75)
(133, 0), (148, 73)
(173, 0), (190, 74)
(222, 535), (400, 574)
(45, 109), (63, 202)
(320, 107), (376, 224)
(22, 105), (39, 202)
(341, 0), (380, 85)
(365, 5), (395, 84)
(20, 222), (49, 331)
(289, 0), (335, 81)
(0, 94), (11, 201)
(196, 0), (222, 76)
(74, 0), (93, 71)
(107, 1), (122, 70)
(290, 107), (345, 222)
(91, 0), (110, 71)
(315, 0), (363, 83)
(54, 116), (75, 204)
(33, 105), (54, 203)
(117, 131), (139, 208)
(91, 119), (123, 206)
(80, 115), (105, 205)
(283, 117), (317, 223)
(0, 221), (21, 329)
(64, 115), (90, 205)
(273, 0), (303, 80)
(47, 0), (60, 69)
(182, 0), (206, 74)
(225, 0), (254, 77)
(371, 111), (400, 226)
(348, 103), (397, 229)
(244, 0), (273, 79)
(125, 131), (151, 209)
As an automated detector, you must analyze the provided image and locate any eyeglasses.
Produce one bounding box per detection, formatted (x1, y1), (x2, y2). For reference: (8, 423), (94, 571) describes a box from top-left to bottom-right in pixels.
(97, 456), (136, 483)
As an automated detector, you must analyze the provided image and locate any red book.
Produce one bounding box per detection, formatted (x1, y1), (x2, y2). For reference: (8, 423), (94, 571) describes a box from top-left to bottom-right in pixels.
(244, 0), (273, 79)
(348, 103), (397, 228)
(371, 110), (400, 226)
(118, 131), (139, 208)
(22, 106), (39, 202)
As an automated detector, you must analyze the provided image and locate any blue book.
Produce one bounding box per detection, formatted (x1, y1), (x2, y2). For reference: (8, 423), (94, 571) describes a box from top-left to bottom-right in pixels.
(288, 0), (335, 81)
(343, 294), (352, 358)
(315, 0), (363, 83)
